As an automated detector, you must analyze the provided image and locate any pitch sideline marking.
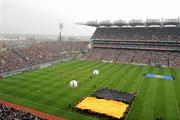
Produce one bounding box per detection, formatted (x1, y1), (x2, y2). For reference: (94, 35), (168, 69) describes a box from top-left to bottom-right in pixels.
(169, 69), (180, 120)
(171, 81), (180, 119)
(125, 66), (148, 120)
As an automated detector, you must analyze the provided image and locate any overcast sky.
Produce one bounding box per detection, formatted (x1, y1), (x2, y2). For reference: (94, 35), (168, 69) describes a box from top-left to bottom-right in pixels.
(0, 0), (180, 36)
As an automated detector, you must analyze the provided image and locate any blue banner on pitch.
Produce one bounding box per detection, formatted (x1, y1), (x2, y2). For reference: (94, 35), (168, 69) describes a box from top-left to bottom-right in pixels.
(144, 74), (174, 80)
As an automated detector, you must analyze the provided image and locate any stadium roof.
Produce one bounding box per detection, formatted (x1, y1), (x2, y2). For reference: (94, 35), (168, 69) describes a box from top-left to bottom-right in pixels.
(76, 18), (180, 27)
(146, 19), (161, 26)
(113, 20), (128, 26)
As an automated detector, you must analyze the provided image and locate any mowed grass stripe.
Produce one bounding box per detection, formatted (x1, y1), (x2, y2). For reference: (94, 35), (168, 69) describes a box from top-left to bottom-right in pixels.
(125, 66), (148, 120)
(127, 67), (153, 120)
(169, 68), (180, 119)
(121, 65), (143, 92)
(115, 65), (139, 91)
(20, 60), (94, 80)
(163, 68), (179, 120)
(96, 64), (131, 89)
(153, 68), (166, 119)
(129, 66), (148, 92)
(107, 64), (132, 89)
(31, 61), (101, 93)
(6, 61), (99, 104)
(138, 67), (159, 120)
(110, 64), (135, 90)
(170, 68), (180, 114)
(29, 61), (101, 102)
(5, 60), (80, 79)
(0, 60), (87, 89)
(0, 61), (96, 97)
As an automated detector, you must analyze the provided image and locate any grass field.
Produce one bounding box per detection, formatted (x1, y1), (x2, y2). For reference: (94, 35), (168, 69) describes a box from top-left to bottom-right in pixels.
(0, 60), (180, 120)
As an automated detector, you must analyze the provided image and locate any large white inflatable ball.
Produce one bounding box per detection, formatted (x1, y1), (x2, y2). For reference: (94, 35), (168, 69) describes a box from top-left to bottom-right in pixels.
(93, 69), (99, 75)
(70, 80), (78, 88)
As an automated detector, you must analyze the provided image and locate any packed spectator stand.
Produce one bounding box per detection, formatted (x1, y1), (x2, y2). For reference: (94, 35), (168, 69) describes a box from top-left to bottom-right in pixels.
(0, 41), (88, 74)
(81, 26), (180, 68)
(91, 27), (180, 41)
(0, 104), (47, 120)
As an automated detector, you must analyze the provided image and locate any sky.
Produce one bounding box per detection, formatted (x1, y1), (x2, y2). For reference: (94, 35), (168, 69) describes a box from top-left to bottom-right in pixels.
(0, 0), (180, 36)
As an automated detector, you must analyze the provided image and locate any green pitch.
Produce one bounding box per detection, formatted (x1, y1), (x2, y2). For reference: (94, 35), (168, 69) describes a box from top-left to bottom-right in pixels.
(0, 60), (180, 120)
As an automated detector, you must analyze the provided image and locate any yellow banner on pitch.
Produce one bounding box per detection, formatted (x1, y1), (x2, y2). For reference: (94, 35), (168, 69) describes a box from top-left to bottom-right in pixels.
(76, 97), (129, 119)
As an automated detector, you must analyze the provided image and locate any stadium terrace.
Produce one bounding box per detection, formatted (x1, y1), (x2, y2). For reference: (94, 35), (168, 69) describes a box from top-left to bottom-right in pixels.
(79, 19), (180, 68)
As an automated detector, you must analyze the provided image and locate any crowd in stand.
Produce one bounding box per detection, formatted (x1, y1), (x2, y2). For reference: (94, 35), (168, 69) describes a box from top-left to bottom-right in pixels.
(81, 48), (180, 67)
(0, 104), (47, 120)
(1, 27), (180, 75)
(92, 27), (180, 41)
(0, 41), (88, 73)
(79, 27), (180, 68)
(92, 43), (180, 51)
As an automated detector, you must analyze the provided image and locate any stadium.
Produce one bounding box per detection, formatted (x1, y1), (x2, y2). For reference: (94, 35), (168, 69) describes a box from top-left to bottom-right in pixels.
(0, 18), (180, 120)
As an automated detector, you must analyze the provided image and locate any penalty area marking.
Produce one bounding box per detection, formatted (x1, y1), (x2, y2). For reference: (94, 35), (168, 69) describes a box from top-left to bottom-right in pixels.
(0, 100), (65, 120)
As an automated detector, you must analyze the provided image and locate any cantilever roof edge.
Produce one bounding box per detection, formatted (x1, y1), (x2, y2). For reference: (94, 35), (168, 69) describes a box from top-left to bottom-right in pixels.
(76, 18), (180, 27)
